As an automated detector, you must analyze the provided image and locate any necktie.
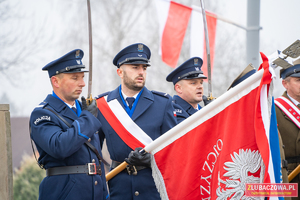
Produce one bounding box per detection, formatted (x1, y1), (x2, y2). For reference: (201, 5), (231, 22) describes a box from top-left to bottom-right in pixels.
(71, 107), (77, 114)
(126, 97), (135, 109)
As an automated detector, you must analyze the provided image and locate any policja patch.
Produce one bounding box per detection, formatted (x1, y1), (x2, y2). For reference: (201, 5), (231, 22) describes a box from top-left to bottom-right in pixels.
(34, 116), (51, 125)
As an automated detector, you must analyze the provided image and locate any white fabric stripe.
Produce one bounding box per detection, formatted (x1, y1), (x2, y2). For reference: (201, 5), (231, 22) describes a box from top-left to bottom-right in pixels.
(155, 0), (170, 56)
(190, 6), (204, 58)
(105, 96), (153, 146)
(260, 83), (276, 185)
(275, 98), (300, 128)
(147, 70), (264, 154)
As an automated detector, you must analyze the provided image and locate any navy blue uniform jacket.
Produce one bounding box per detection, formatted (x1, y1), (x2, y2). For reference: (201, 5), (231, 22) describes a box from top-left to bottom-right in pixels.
(30, 94), (109, 200)
(173, 95), (200, 123)
(97, 87), (177, 200)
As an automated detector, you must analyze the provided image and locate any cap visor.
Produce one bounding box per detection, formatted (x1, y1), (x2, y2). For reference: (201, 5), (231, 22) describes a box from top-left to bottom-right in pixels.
(63, 69), (89, 74)
(184, 74), (207, 80)
(124, 60), (151, 66)
(289, 72), (300, 78)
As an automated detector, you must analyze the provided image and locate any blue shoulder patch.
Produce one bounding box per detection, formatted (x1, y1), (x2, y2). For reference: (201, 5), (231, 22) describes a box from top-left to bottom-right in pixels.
(151, 90), (171, 98)
(96, 91), (110, 99)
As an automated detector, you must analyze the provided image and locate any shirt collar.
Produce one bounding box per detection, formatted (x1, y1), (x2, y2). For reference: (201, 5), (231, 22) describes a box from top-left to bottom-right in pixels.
(121, 91), (138, 100)
(287, 93), (300, 106)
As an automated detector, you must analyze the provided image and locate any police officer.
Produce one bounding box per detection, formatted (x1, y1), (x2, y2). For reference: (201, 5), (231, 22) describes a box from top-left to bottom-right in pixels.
(275, 59), (300, 199)
(166, 57), (207, 123)
(29, 49), (109, 200)
(96, 43), (177, 199)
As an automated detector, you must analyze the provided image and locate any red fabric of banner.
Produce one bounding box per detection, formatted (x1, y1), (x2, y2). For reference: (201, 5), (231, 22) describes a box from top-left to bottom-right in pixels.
(161, 1), (192, 68)
(154, 88), (262, 199)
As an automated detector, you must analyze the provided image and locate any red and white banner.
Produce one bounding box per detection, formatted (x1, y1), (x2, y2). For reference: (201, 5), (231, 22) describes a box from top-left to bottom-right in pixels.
(155, 0), (192, 68)
(155, 0), (217, 73)
(143, 53), (281, 199)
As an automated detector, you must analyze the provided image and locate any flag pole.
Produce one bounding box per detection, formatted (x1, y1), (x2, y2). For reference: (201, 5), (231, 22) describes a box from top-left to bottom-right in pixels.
(288, 164), (300, 182)
(192, 5), (251, 31)
(199, 0), (214, 100)
(86, 0), (93, 102)
(106, 162), (128, 181)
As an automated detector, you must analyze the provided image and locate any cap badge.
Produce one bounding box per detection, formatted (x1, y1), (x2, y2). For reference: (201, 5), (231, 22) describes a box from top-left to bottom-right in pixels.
(76, 60), (81, 64)
(195, 67), (200, 71)
(194, 58), (199, 65)
(75, 50), (80, 58)
(138, 44), (143, 52)
(138, 54), (143, 57)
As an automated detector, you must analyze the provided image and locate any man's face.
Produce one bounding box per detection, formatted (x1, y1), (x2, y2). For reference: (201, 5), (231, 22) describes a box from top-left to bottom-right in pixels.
(175, 78), (204, 106)
(283, 76), (300, 102)
(118, 64), (147, 92)
(52, 72), (85, 105)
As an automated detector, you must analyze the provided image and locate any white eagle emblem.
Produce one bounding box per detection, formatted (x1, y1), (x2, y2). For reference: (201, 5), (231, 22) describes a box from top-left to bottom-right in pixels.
(216, 149), (264, 200)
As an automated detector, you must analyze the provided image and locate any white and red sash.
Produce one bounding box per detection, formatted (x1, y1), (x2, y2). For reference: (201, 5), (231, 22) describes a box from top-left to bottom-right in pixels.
(96, 96), (153, 150)
(275, 96), (300, 128)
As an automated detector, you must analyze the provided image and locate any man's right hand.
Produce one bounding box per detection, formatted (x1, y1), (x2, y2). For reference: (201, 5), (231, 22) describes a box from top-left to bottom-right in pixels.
(125, 147), (151, 168)
(81, 96), (98, 117)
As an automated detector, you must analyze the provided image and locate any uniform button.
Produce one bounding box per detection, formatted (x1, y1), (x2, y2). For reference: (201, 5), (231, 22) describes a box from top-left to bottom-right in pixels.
(95, 181), (98, 185)
(88, 138), (91, 142)
(135, 191), (139, 196)
(92, 159), (95, 163)
(95, 131), (98, 134)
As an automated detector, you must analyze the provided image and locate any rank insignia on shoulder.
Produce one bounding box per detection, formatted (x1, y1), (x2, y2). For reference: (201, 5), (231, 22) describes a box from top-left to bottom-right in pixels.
(35, 101), (48, 108)
(151, 90), (171, 98)
(35, 105), (44, 108)
(96, 92), (110, 99)
(34, 116), (51, 125)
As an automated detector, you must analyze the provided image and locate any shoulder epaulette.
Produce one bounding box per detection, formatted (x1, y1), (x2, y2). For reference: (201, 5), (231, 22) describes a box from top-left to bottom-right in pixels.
(96, 91), (110, 99)
(151, 90), (171, 99)
(35, 101), (48, 109)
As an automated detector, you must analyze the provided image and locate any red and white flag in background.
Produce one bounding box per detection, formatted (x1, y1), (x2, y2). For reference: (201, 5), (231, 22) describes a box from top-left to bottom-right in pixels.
(155, 0), (217, 77)
(144, 53), (282, 199)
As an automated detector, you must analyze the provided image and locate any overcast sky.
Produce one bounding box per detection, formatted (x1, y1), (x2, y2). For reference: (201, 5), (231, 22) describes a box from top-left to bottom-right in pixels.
(2, 0), (300, 117)
(229, 0), (300, 53)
